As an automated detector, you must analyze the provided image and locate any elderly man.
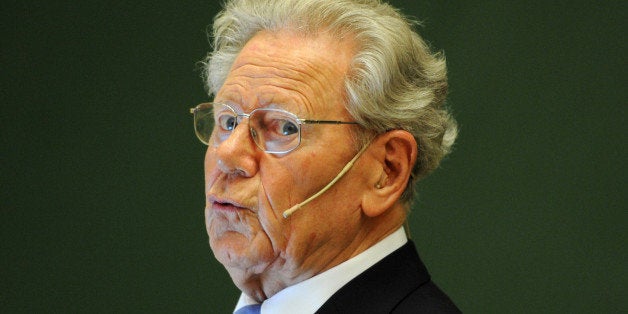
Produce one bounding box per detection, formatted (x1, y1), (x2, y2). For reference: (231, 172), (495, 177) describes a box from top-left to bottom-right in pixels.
(190, 0), (459, 312)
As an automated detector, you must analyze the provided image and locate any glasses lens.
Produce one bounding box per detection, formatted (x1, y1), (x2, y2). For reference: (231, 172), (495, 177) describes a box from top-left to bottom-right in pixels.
(212, 104), (240, 146)
(250, 109), (301, 153)
(192, 103), (302, 153)
(193, 104), (214, 145)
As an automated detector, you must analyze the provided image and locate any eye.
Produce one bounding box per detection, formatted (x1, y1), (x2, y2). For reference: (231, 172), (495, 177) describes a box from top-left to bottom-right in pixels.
(217, 114), (237, 131)
(280, 120), (299, 136)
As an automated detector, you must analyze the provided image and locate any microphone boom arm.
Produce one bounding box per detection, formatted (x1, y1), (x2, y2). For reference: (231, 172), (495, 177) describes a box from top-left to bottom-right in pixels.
(282, 144), (370, 218)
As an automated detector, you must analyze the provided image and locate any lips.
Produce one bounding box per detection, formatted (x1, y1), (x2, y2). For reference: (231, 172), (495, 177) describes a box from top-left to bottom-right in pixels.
(208, 196), (250, 212)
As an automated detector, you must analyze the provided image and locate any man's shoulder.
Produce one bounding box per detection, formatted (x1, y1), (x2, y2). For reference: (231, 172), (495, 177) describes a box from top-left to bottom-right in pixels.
(317, 241), (460, 313)
(392, 280), (460, 314)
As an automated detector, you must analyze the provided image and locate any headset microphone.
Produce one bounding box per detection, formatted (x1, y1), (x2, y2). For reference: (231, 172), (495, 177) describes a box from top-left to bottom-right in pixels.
(282, 144), (370, 218)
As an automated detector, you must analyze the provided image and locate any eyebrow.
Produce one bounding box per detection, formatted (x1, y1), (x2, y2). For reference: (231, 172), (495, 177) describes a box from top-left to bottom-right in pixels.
(264, 102), (301, 113)
(217, 99), (307, 116)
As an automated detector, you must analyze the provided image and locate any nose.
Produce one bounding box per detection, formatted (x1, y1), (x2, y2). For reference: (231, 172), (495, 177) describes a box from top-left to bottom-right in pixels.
(209, 120), (259, 177)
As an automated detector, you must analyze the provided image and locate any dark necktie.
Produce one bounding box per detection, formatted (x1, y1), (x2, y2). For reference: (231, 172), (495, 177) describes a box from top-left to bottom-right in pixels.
(234, 304), (261, 314)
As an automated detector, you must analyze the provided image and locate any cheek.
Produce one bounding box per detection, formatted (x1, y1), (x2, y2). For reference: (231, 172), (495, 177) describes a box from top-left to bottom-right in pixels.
(260, 153), (328, 209)
(259, 161), (300, 210)
(203, 147), (218, 188)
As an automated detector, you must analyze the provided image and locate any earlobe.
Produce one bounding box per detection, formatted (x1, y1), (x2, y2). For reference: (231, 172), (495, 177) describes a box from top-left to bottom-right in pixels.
(361, 130), (417, 218)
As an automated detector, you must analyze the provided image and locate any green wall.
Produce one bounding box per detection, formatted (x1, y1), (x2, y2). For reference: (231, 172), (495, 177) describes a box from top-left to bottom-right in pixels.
(2, 1), (625, 312)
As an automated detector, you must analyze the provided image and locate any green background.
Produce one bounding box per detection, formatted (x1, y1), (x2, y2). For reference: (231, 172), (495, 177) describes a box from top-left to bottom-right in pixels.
(2, 1), (625, 312)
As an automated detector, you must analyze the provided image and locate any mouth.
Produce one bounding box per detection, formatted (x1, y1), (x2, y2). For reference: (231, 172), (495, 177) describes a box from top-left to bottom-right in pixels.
(208, 196), (250, 213)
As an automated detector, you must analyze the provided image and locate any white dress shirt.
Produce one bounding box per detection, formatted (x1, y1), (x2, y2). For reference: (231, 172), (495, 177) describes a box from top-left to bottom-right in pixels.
(234, 227), (408, 314)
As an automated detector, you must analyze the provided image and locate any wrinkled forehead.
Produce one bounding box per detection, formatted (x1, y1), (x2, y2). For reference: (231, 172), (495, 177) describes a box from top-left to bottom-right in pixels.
(216, 29), (356, 118)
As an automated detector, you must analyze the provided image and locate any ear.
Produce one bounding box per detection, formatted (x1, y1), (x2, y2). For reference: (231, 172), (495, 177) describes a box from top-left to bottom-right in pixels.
(361, 130), (417, 217)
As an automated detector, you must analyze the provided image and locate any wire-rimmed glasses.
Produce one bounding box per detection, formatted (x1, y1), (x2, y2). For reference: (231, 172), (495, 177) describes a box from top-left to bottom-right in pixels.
(190, 102), (359, 154)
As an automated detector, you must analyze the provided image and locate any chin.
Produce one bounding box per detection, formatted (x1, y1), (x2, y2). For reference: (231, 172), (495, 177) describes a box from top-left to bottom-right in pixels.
(211, 236), (258, 267)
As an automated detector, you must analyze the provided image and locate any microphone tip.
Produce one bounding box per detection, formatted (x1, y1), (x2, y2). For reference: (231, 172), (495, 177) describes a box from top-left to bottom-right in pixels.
(282, 205), (299, 219)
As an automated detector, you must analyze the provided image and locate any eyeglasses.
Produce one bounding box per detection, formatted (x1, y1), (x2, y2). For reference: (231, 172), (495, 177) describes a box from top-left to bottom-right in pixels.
(190, 103), (359, 154)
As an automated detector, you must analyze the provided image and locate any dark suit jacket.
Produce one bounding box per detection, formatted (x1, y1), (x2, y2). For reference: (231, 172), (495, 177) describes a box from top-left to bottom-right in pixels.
(316, 241), (460, 313)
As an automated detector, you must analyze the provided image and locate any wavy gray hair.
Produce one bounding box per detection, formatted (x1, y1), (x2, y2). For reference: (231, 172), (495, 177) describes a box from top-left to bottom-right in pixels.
(202, 0), (458, 203)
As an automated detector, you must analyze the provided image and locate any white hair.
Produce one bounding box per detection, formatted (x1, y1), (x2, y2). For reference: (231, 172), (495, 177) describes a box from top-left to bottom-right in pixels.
(202, 0), (458, 202)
